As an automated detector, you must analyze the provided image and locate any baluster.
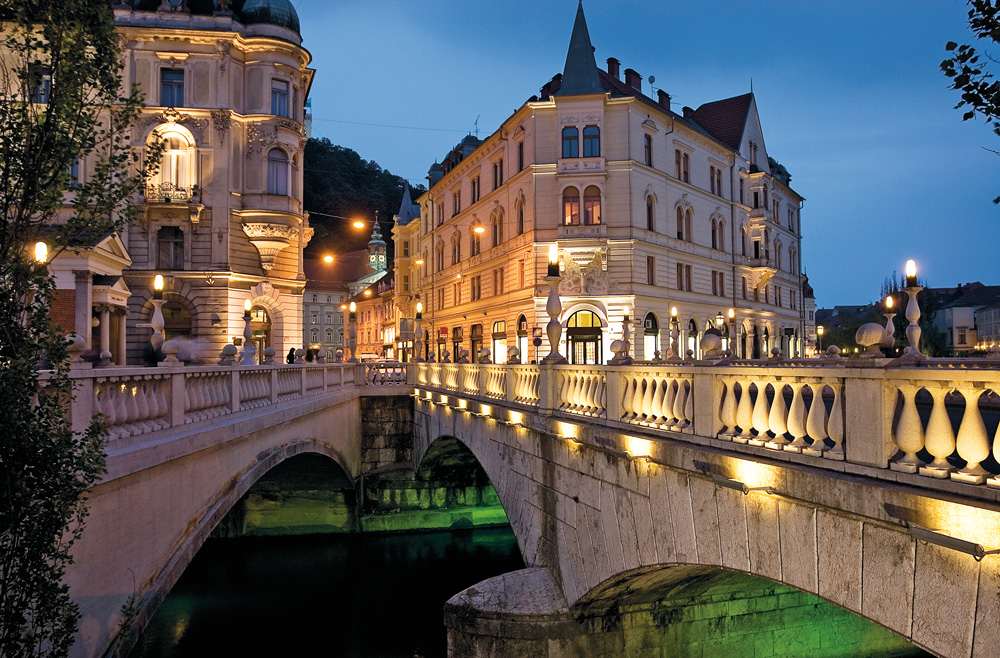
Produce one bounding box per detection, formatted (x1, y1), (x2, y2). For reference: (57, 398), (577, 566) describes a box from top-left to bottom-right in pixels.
(735, 378), (754, 443)
(98, 382), (116, 428)
(683, 380), (693, 428)
(671, 379), (686, 429)
(587, 376), (599, 415)
(628, 376), (643, 421)
(663, 378), (677, 428)
(787, 383), (810, 451)
(952, 386), (990, 484)
(620, 375), (634, 421)
(827, 383), (844, 456)
(769, 383), (792, 449)
(640, 377), (655, 424)
(123, 382), (140, 433)
(921, 384), (955, 478)
(891, 384), (924, 473)
(719, 377), (738, 438)
(652, 377), (668, 427)
(804, 383), (829, 456)
(750, 380), (771, 445)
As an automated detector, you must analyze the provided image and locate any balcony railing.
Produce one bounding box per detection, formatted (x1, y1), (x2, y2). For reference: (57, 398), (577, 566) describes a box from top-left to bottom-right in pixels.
(412, 358), (1000, 498)
(145, 182), (196, 204)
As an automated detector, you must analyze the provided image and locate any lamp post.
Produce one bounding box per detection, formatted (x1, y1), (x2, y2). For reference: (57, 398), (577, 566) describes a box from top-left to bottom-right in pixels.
(239, 298), (256, 365)
(348, 301), (357, 363)
(816, 325), (825, 355)
(882, 295), (897, 351)
(542, 243), (566, 364)
(150, 274), (166, 351)
(902, 259), (924, 357)
(726, 307), (736, 356)
(34, 241), (48, 265)
(414, 300), (423, 362)
(666, 306), (680, 361)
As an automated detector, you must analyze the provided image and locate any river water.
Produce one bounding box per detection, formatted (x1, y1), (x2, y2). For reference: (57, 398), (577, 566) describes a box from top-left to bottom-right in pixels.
(130, 527), (522, 658)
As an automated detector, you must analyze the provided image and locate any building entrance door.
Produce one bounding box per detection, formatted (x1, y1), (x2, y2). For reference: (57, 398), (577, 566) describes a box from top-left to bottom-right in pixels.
(250, 306), (271, 364)
(566, 310), (603, 365)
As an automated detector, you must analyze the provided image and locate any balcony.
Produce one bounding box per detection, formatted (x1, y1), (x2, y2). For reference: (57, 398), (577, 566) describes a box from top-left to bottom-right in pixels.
(559, 223), (607, 239)
(557, 156), (605, 175)
(145, 182), (197, 204)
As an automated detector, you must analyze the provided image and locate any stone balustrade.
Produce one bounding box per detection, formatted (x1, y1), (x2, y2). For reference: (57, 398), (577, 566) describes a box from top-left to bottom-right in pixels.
(413, 359), (1000, 501)
(58, 362), (361, 448)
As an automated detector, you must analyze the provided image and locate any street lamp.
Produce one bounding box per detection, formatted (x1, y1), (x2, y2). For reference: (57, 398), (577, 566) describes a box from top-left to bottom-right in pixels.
(34, 240), (48, 264)
(817, 325), (825, 354)
(240, 298), (256, 365)
(471, 219), (486, 235)
(348, 301), (357, 363)
(322, 254), (334, 265)
(666, 305), (679, 360)
(352, 218), (366, 230)
(414, 300), (423, 362)
(902, 259), (923, 357)
(150, 274), (166, 351)
(726, 308), (736, 356)
(542, 244), (566, 364)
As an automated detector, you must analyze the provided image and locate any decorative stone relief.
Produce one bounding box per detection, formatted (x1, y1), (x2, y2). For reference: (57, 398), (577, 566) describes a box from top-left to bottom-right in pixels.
(745, 267), (777, 291)
(559, 248), (608, 295)
(242, 222), (296, 270)
(246, 123), (278, 155)
(145, 108), (208, 142)
(211, 109), (231, 139)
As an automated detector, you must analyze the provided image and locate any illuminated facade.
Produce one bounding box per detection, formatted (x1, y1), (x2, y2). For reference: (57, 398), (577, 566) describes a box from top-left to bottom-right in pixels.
(400, 4), (805, 364)
(109, 0), (314, 363)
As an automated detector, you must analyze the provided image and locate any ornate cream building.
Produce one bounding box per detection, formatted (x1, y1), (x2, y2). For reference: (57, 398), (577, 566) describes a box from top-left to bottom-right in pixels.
(103, 0), (314, 363)
(396, 3), (806, 364)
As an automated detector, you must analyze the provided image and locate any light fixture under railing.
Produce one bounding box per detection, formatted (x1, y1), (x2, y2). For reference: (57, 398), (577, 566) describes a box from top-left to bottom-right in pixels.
(711, 474), (774, 495)
(908, 525), (1000, 561)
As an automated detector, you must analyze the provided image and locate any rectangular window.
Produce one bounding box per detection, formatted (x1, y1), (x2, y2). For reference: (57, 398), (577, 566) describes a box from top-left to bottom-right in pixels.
(471, 177), (480, 203)
(160, 68), (184, 107)
(709, 166), (716, 195)
(493, 160), (504, 190)
(742, 276), (747, 300)
(674, 149), (682, 178)
(712, 272), (718, 296)
(718, 272), (725, 297)
(403, 275), (410, 292)
(69, 159), (81, 188)
(437, 288), (444, 310)
(685, 265), (692, 292)
(517, 141), (524, 172)
(676, 262), (684, 290)
(754, 286), (760, 302)
(643, 134), (653, 167)
(437, 202), (444, 225)
(403, 241), (410, 257)
(325, 313), (333, 324)
(497, 267), (505, 294)
(646, 256), (655, 286)
(29, 64), (52, 104)
(311, 313), (318, 325)
(682, 153), (690, 183)
(452, 191), (460, 216)
(453, 282), (461, 305)
(471, 275), (482, 301)
(271, 79), (290, 117)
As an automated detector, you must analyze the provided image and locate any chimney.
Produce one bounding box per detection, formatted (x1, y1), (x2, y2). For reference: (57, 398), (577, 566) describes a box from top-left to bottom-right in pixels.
(606, 57), (621, 80)
(682, 106), (695, 118)
(657, 89), (671, 112)
(624, 68), (642, 91)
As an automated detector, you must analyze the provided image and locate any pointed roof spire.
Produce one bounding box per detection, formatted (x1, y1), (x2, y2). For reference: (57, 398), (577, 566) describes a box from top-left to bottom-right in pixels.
(556, 1), (603, 97)
(394, 183), (420, 226)
(369, 211), (385, 245)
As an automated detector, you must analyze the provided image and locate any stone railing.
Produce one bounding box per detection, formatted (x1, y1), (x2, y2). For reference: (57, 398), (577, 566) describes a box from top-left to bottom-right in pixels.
(62, 362), (358, 447)
(362, 361), (407, 385)
(412, 360), (1000, 498)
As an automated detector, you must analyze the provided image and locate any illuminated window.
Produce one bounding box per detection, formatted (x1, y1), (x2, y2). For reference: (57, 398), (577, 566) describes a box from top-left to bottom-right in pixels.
(562, 187), (580, 225)
(583, 186), (601, 225)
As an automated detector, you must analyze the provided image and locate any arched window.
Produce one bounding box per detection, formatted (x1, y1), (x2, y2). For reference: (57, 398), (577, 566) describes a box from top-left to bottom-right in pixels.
(583, 186), (601, 225)
(790, 248), (798, 273)
(583, 125), (600, 157)
(451, 233), (461, 265)
(151, 127), (195, 199)
(157, 226), (184, 270)
(646, 196), (655, 231)
(516, 314), (528, 361)
(491, 210), (504, 247)
(561, 126), (579, 158)
(775, 242), (783, 271)
(325, 328), (333, 343)
(310, 328), (319, 343)
(676, 207), (684, 240)
(435, 242), (445, 271)
(711, 219), (718, 249)
(562, 187), (580, 225)
(684, 208), (693, 243)
(516, 200), (525, 235)
(266, 148), (289, 196)
(492, 320), (507, 363)
(717, 220), (725, 252)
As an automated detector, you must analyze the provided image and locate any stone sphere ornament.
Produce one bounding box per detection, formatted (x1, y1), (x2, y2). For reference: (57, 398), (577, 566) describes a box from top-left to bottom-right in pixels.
(855, 323), (886, 357)
(700, 331), (723, 358)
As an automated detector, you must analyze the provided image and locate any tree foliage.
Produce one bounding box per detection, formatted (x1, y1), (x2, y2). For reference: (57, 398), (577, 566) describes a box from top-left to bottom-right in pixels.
(303, 137), (423, 261)
(0, 1), (158, 655)
(941, 0), (1000, 203)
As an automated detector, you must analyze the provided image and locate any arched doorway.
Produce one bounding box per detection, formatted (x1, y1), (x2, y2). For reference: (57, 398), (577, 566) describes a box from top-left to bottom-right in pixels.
(566, 310), (603, 365)
(516, 315), (528, 362)
(250, 305), (271, 364)
(642, 312), (659, 359)
(492, 320), (507, 364)
(451, 326), (463, 361)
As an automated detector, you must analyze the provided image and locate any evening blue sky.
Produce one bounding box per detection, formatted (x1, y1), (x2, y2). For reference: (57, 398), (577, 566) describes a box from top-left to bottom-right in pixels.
(295, 0), (999, 307)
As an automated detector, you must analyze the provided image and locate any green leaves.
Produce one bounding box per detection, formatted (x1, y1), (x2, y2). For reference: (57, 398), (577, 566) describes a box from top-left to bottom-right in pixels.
(940, 0), (1000, 203)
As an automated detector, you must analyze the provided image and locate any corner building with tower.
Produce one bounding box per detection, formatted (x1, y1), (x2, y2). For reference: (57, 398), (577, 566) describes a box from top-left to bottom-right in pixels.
(397, 3), (806, 364)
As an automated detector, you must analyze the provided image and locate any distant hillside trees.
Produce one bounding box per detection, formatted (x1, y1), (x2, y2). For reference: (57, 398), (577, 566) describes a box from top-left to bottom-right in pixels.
(303, 138), (425, 261)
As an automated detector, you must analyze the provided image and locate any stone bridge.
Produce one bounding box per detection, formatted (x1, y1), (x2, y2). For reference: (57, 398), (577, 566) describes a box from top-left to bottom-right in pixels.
(411, 360), (1000, 658)
(61, 355), (1000, 658)
(61, 360), (407, 658)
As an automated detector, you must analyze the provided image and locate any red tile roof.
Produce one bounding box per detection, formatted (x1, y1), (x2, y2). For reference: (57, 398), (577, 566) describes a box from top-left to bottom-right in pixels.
(689, 93), (754, 151)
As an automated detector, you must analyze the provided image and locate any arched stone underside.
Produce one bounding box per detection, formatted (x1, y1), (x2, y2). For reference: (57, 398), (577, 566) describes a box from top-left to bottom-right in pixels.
(416, 401), (1000, 658)
(106, 441), (354, 657)
(69, 392), (362, 658)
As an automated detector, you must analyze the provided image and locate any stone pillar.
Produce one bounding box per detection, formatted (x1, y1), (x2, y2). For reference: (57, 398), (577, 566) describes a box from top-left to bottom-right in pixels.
(73, 270), (93, 348)
(117, 309), (128, 365)
(98, 306), (112, 366)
